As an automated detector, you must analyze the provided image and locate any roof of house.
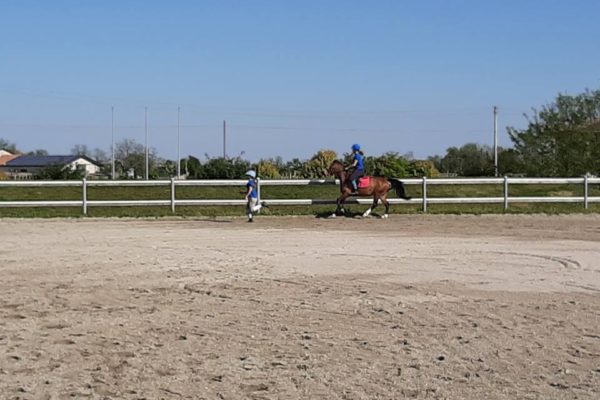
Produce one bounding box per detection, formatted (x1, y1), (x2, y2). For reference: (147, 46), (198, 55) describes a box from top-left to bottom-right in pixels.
(6, 155), (101, 168)
(0, 154), (19, 166)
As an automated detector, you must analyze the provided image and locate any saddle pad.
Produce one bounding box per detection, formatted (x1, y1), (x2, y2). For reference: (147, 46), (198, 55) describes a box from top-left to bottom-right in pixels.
(357, 176), (371, 188)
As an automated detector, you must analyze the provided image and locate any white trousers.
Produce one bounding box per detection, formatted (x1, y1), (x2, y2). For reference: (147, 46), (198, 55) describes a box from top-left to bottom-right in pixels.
(246, 198), (262, 218)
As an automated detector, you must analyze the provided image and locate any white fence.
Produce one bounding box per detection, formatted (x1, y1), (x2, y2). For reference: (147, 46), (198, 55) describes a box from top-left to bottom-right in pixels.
(0, 177), (598, 215)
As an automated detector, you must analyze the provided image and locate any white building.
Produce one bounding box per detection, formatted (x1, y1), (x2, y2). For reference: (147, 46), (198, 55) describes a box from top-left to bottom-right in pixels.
(0, 155), (102, 179)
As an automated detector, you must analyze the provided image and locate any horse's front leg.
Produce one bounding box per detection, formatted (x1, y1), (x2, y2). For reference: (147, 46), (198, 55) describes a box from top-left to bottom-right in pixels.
(330, 196), (341, 218)
(338, 195), (348, 215)
(331, 194), (349, 218)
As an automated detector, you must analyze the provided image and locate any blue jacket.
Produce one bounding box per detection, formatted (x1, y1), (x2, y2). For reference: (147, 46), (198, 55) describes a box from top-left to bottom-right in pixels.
(354, 153), (365, 170)
(246, 179), (258, 199)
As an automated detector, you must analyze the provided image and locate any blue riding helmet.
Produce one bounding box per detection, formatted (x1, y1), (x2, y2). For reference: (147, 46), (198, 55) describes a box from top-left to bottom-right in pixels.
(351, 144), (361, 152)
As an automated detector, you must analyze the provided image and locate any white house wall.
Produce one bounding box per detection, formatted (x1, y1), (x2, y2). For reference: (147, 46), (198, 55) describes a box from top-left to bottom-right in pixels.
(67, 158), (101, 175)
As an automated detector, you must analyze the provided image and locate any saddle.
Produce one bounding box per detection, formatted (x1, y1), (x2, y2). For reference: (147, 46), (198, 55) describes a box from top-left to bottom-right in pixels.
(357, 176), (371, 188)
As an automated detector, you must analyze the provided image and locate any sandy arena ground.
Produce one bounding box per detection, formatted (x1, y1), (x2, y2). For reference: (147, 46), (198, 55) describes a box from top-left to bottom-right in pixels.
(1, 215), (599, 399)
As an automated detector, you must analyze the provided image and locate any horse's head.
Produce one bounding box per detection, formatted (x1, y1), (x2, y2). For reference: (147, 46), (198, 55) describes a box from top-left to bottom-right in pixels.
(327, 160), (345, 177)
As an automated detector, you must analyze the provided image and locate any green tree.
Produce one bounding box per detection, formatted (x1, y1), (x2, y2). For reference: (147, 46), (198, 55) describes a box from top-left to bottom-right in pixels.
(280, 158), (304, 178)
(427, 154), (443, 173)
(155, 159), (176, 178)
(256, 158), (281, 179)
(438, 143), (494, 176)
(408, 160), (440, 177)
(364, 152), (410, 177)
(114, 138), (158, 178)
(35, 164), (85, 180)
(497, 148), (525, 176)
(303, 149), (338, 178)
(508, 89), (600, 176)
(197, 157), (251, 179)
(184, 156), (202, 178)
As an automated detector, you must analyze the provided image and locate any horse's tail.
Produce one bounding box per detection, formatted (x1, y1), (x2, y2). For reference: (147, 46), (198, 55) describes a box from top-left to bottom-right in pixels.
(388, 178), (412, 200)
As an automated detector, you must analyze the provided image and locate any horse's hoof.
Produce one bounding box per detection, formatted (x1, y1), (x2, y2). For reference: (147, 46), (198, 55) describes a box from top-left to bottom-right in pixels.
(381, 214), (389, 219)
(329, 213), (337, 219)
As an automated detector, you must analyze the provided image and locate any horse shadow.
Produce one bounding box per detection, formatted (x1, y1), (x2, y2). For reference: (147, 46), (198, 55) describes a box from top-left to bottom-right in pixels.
(315, 209), (378, 219)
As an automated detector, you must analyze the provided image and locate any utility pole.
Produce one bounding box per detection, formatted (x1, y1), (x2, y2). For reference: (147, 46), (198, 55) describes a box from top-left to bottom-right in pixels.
(223, 120), (227, 158)
(177, 106), (181, 179)
(145, 106), (149, 180)
(493, 106), (498, 177)
(111, 106), (115, 180)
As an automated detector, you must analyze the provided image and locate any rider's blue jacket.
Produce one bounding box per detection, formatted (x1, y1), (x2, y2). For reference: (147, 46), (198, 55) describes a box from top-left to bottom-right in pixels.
(354, 153), (365, 170)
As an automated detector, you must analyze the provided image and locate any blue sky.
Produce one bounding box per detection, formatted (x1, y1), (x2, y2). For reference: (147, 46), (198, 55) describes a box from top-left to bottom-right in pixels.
(1, 0), (599, 161)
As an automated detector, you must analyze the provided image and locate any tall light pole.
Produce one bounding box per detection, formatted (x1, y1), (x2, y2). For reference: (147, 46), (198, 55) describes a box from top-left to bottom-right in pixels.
(111, 106), (115, 180)
(223, 120), (227, 158)
(145, 106), (149, 180)
(177, 106), (181, 179)
(493, 106), (498, 177)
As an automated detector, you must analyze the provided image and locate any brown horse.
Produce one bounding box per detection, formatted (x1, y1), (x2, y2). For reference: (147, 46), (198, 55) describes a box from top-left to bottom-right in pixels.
(327, 160), (411, 218)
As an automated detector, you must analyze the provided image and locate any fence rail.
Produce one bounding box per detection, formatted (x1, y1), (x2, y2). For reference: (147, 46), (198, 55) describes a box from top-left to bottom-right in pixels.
(0, 177), (598, 214)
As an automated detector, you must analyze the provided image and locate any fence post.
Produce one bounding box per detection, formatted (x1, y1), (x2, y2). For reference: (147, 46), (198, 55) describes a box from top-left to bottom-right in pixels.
(171, 177), (176, 213)
(257, 177), (261, 203)
(503, 176), (509, 210)
(422, 177), (427, 213)
(584, 175), (589, 210)
(82, 178), (87, 215)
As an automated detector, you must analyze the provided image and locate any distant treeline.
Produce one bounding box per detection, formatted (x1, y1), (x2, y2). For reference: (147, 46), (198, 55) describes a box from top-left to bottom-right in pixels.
(2, 88), (599, 179)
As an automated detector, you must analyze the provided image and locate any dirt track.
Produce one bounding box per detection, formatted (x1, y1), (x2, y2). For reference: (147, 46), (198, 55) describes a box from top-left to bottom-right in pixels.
(1, 215), (599, 399)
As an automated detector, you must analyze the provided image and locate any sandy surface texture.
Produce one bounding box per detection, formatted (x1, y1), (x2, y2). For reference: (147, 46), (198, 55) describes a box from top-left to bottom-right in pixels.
(1, 215), (599, 399)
